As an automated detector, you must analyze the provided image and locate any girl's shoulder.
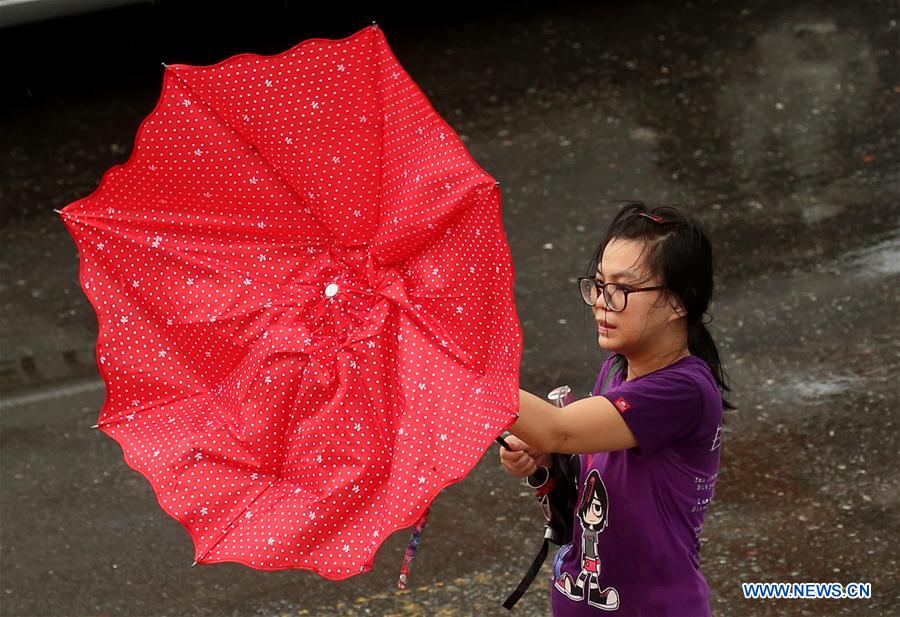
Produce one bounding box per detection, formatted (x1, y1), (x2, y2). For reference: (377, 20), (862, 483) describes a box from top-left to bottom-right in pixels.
(670, 355), (721, 403)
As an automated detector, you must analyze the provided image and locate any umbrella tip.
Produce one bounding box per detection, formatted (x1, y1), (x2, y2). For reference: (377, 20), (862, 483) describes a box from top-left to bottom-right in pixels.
(370, 20), (378, 27)
(53, 208), (62, 214)
(161, 62), (169, 69)
(191, 560), (198, 568)
(90, 424), (99, 429)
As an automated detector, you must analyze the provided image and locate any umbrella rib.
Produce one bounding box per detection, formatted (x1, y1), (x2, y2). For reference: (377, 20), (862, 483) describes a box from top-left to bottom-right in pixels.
(146, 223), (259, 280)
(68, 213), (291, 304)
(95, 391), (210, 430)
(167, 71), (312, 214)
(376, 41), (385, 233)
(401, 304), (477, 370)
(194, 478), (277, 566)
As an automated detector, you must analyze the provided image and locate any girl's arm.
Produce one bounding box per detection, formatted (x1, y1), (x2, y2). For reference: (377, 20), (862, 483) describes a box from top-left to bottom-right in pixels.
(509, 388), (638, 454)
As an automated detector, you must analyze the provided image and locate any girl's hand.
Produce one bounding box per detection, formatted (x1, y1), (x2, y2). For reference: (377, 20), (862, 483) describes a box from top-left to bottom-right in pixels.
(499, 433), (551, 477)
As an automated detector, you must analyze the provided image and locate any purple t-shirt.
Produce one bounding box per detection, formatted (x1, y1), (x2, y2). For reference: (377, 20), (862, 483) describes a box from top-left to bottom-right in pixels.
(550, 353), (723, 617)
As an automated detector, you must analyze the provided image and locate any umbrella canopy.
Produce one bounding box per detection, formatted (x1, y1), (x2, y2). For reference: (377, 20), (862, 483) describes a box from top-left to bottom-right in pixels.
(58, 24), (523, 580)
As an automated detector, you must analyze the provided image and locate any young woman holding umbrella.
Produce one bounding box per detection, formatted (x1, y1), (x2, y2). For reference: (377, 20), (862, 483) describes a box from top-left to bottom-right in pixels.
(501, 201), (734, 616)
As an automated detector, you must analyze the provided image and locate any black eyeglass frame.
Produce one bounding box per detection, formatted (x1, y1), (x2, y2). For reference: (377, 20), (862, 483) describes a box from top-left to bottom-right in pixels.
(577, 276), (666, 311)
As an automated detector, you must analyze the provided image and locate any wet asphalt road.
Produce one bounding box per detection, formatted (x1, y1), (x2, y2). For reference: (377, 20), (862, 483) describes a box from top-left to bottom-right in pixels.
(2, 0), (899, 615)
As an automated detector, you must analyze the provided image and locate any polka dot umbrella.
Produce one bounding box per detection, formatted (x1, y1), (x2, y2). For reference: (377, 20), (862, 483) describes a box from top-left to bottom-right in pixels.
(56, 24), (523, 583)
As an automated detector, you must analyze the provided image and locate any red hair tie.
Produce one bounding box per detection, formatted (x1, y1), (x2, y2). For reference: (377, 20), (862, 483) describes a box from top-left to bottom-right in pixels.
(637, 212), (664, 223)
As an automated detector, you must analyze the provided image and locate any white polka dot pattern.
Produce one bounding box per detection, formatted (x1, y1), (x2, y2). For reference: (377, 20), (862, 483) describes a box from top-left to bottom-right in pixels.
(58, 25), (523, 579)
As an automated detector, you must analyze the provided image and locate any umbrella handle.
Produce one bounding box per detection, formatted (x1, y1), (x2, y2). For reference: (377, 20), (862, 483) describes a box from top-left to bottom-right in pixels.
(497, 432), (551, 489)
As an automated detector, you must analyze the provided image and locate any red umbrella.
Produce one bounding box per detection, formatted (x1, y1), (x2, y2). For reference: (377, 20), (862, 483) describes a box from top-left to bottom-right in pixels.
(57, 24), (522, 582)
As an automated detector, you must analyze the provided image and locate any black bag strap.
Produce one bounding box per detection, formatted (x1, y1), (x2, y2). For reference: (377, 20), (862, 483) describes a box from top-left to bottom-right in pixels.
(502, 359), (619, 611)
(597, 360), (618, 397)
(502, 532), (551, 610)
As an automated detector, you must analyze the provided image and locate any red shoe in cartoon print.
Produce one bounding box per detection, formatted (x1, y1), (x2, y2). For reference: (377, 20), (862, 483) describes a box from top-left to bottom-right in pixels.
(555, 571), (585, 600)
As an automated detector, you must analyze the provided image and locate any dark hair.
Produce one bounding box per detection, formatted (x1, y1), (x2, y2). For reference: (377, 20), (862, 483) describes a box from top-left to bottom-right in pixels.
(577, 469), (609, 531)
(587, 200), (736, 411)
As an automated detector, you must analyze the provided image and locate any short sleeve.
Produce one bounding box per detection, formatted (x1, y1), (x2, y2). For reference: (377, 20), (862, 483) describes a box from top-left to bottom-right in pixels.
(600, 367), (703, 454)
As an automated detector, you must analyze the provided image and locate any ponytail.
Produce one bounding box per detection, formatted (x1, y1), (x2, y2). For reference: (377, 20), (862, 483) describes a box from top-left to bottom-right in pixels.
(688, 316), (736, 411)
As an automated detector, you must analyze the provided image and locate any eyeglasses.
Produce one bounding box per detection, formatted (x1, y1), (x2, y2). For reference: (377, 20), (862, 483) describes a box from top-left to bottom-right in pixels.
(577, 276), (665, 311)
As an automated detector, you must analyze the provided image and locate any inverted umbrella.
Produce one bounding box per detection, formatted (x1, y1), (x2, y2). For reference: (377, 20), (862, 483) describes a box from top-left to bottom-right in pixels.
(57, 24), (523, 582)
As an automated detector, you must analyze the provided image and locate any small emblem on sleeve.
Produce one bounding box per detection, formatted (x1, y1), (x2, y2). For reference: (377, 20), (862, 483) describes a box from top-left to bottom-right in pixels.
(614, 396), (631, 413)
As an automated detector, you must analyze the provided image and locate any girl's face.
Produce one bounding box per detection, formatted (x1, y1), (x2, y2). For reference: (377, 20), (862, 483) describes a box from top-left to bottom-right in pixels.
(584, 496), (604, 525)
(593, 238), (683, 353)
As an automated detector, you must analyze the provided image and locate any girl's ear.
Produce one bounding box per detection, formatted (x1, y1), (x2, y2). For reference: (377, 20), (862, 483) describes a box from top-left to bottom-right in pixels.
(666, 294), (688, 321)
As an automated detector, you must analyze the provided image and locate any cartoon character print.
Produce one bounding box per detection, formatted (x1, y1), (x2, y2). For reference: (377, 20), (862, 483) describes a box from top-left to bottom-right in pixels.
(554, 469), (620, 610)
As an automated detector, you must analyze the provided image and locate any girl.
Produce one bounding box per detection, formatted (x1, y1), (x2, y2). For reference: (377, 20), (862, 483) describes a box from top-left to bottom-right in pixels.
(501, 201), (734, 616)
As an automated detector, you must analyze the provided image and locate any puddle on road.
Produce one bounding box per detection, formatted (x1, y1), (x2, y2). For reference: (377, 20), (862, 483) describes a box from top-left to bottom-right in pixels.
(790, 375), (860, 399)
(843, 230), (900, 278)
(763, 372), (862, 404)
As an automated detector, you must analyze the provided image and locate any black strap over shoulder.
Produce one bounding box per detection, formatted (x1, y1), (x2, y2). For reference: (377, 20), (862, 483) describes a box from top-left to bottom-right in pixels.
(596, 361), (619, 399)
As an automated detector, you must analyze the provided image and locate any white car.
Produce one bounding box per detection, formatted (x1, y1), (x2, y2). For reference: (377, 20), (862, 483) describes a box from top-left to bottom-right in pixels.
(0, 0), (150, 28)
